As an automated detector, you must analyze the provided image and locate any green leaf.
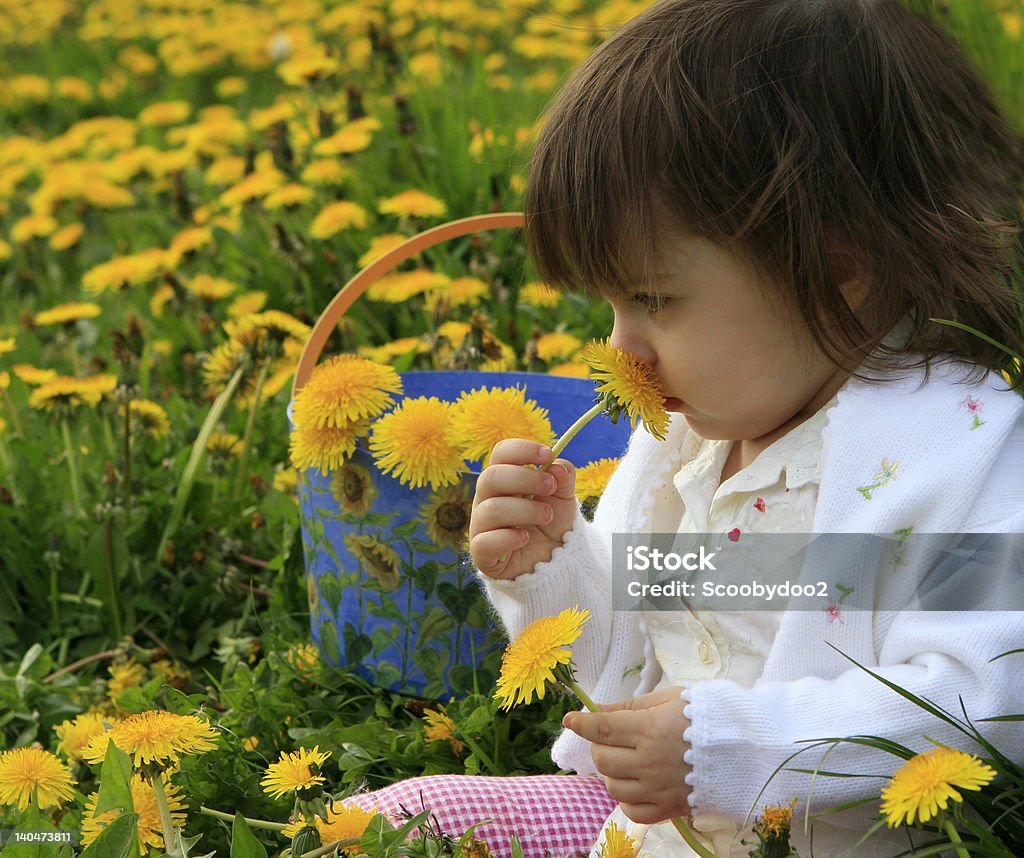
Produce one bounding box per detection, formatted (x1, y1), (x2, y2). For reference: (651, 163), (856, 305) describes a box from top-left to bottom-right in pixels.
(78, 813), (140, 858)
(230, 812), (268, 858)
(94, 740), (135, 817)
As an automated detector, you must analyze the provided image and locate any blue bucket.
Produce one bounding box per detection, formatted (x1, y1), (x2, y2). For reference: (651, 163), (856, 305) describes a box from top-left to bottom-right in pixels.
(294, 370), (632, 698)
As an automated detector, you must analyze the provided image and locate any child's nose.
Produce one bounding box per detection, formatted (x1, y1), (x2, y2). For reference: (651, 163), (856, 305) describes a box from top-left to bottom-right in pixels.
(610, 316), (656, 366)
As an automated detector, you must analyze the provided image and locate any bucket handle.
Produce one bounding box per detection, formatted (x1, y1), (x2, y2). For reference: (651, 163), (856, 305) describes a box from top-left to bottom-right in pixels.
(292, 211), (526, 396)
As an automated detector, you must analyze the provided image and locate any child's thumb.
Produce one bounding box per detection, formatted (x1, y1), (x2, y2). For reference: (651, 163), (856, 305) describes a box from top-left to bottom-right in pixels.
(550, 460), (576, 499)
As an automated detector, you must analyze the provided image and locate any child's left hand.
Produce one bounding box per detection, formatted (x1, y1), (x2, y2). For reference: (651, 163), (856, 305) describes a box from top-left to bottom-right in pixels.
(562, 686), (692, 824)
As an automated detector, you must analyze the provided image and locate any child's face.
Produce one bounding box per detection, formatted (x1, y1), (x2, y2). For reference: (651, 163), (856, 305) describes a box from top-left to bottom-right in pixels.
(607, 234), (847, 443)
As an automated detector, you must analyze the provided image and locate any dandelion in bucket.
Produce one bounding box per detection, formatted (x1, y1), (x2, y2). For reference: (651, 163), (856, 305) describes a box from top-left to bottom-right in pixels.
(368, 396), (467, 489)
(450, 386), (555, 465)
(0, 747), (76, 811)
(495, 608), (715, 858)
(880, 746), (996, 853)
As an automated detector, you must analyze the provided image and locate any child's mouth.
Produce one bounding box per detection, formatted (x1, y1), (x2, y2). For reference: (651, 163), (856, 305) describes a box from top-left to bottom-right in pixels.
(663, 396), (684, 412)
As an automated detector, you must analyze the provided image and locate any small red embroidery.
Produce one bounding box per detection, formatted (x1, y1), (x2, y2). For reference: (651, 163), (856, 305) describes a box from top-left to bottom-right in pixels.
(754, 498), (766, 513)
(826, 600), (844, 624)
(728, 528), (741, 542)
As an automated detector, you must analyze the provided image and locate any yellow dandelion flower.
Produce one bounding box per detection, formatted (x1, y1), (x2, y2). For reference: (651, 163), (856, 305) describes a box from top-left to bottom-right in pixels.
(55, 77), (93, 103)
(286, 643), (319, 678)
(219, 170), (285, 207)
(309, 200), (369, 239)
(519, 282), (561, 308)
(290, 417), (371, 474)
(600, 822), (638, 858)
(881, 747), (996, 827)
(167, 226), (213, 265)
(535, 332), (583, 362)
(82, 710), (218, 769)
(357, 233), (406, 268)
(29, 376), (107, 411)
(756, 799), (797, 840)
(377, 190), (447, 219)
(11, 213), (58, 243)
(224, 310), (310, 345)
(138, 100), (191, 127)
(55, 712), (119, 763)
(273, 468), (298, 494)
(81, 773), (186, 855)
(0, 337), (17, 355)
(33, 302), (102, 327)
(315, 125), (373, 156)
(450, 387), (554, 464)
(292, 355), (402, 429)
(83, 251), (165, 295)
(423, 708), (466, 754)
(548, 362), (590, 379)
(261, 745), (331, 799)
(107, 658), (147, 703)
(0, 747), (76, 810)
(184, 273), (237, 301)
(12, 365), (57, 385)
(150, 283), (176, 318)
(0, 239), (11, 260)
(0, 372), (8, 391)
(575, 458), (619, 501)
(265, 183), (316, 210)
(425, 277), (489, 313)
(369, 397), (466, 490)
(216, 77), (247, 98)
(301, 159), (351, 187)
(49, 223), (84, 251)
(356, 336), (429, 365)
(281, 803), (378, 855)
(207, 431), (242, 458)
(494, 607), (590, 709)
(419, 482), (472, 550)
(344, 533), (402, 589)
(367, 269), (449, 303)
(227, 291), (268, 318)
(205, 156), (246, 186)
(128, 400), (171, 439)
(242, 736), (260, 752)
(581, 339), (669, 440)
(331, 460), (378, 517)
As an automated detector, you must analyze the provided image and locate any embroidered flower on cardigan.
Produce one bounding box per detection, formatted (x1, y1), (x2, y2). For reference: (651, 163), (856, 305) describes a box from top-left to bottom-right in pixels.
(825, 582), (855, 624)
(754, 497), (766, 513)
(857, 458), (900, 500)
(891, 526), (913, 571)
(959, 394), (986, 430)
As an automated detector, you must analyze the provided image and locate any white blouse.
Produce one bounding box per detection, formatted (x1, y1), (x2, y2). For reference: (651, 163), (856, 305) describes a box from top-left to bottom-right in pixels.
(595, 405), (829, 858)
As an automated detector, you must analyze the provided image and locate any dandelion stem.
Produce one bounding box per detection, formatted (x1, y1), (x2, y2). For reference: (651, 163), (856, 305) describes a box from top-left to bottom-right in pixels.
(153, 771), (185, 858)
(565, 679), (600, 713)
(670, 816), (716, 858)
(123, 396), (132, 514)
(60, 417), (84, 518)
(941, 815), (970, 858)
(233, 358), (270, 501)
(2, 386), (23, 437)
(157, 367), (244, 563)
(199, 806), (288, 831)
(542, 402), (604, 472)
(300, 837), (361, 858)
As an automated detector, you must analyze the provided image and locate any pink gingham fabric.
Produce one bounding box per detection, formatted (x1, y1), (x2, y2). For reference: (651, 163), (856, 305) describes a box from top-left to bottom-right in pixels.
(342, 774), (616, 857)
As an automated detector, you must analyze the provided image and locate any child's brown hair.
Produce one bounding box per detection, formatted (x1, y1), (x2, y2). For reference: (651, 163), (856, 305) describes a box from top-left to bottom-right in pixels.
(526, 0), (1024, 380)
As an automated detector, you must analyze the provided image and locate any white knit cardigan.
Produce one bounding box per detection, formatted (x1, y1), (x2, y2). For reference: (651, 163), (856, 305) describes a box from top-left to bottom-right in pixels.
(482, 361), (1024, 823)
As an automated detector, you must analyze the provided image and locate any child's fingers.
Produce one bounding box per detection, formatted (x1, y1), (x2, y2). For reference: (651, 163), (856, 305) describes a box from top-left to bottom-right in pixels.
(473, 463), (559, 506)
(469, 528), (529, 577)
(487, 439), (553, 468)
(548, 459), (576, 500)
(469, 496), (554, 537)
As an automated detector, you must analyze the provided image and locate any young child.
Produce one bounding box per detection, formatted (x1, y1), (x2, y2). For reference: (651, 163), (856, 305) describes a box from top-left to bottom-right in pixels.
(466, 0), (1024, 855)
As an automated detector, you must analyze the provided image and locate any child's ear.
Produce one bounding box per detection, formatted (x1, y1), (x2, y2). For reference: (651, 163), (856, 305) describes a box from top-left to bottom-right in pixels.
(827, 240), (869, 311)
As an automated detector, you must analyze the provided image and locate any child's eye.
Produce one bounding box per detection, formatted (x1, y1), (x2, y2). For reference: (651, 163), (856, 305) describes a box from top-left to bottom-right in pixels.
(630, 293), (669, 313)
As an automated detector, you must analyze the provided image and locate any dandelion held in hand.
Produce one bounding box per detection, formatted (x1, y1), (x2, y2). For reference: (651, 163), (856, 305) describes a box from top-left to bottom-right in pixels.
(494, 607), (593, 710)
(600, 822), (639, 858)
(881, 746), (996, 827)
(581, 340), (670, 440)
(0, 747), (76, 811)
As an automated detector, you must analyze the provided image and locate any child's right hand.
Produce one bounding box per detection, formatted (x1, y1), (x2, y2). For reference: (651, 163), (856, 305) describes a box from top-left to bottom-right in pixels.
(469, 439), (577, 580)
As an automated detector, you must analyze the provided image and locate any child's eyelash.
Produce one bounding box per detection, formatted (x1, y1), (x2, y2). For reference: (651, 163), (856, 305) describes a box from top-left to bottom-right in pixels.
(630, 293), (669, 312)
